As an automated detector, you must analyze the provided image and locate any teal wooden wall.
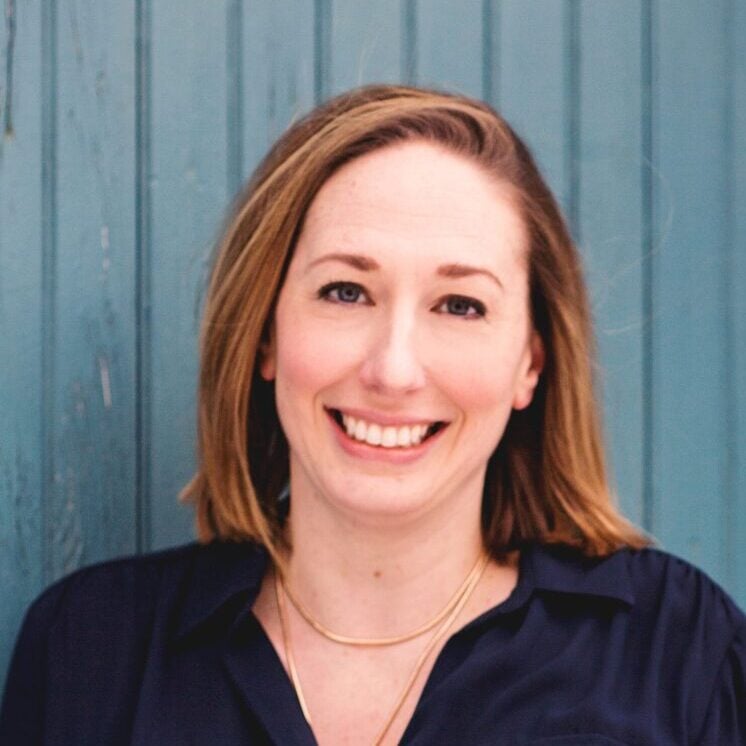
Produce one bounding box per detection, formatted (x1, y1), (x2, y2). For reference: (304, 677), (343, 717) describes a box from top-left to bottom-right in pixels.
(1, 1), (745, 686)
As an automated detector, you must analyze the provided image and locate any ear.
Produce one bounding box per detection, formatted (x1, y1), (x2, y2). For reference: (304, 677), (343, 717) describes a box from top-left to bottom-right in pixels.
(512, 330), (545, 411)
(258, 325), (277, 381)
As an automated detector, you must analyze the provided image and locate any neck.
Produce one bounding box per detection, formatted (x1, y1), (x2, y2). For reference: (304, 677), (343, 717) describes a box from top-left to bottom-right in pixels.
(281, 480), (488, 638)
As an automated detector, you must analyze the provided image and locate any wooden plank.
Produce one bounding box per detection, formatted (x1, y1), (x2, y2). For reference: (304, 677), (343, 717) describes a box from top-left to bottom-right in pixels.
(0, 0), (44, 687)
(498, 0), (572, 217)
(729, 0), (746, 608)
(577, 1), (645, 527)
(148, 1), (232, 550)
(51, 0), (137, 574)
(328, 0), (403, 95)
(242, 0), (315, 177)
(651, 0), (731, 582)
(414, 0), (484, 98)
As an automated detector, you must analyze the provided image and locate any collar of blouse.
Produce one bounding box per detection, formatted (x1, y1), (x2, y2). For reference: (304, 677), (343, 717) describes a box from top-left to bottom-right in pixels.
(172, 540), (636, 647)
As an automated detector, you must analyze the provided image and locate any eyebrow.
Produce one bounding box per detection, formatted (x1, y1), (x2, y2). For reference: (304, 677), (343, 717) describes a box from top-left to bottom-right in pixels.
(437, 262), (504, 290)
(308, 252), (379, 272)
(307, 252), (504, 290)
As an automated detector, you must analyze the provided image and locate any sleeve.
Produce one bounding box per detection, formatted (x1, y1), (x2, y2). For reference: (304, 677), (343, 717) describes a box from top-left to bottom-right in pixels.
(0, 581), (68, 746)
(696, 620), (746, 745)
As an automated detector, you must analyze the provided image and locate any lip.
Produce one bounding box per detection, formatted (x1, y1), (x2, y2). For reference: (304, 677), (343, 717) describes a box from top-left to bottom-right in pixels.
(325, 406), (442, 428)
(324, 408), (449, 464)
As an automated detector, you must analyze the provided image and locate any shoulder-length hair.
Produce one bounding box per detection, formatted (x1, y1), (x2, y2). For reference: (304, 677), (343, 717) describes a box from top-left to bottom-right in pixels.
(180, 83), (652, 564)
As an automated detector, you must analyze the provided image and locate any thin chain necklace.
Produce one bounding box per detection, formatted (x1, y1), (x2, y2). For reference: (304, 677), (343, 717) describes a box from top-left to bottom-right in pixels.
(279, 551), (487, 646)
(273, 553), (489, 745)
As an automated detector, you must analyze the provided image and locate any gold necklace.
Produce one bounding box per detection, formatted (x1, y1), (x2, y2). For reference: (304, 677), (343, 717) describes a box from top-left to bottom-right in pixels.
(279, 551), (487, 646)
(274, 553), (489, 745)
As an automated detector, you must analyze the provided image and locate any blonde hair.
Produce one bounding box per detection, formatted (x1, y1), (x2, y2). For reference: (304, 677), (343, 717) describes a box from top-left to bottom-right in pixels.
(181, 84), (652, 565)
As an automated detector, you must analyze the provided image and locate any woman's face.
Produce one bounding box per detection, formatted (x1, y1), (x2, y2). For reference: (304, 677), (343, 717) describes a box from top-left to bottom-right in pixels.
(260, 141), (544, 523)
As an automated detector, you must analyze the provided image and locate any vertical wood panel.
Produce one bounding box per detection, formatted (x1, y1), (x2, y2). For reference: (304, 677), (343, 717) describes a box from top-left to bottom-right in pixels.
(0, 0), (44, 683)
(242, 0), (315, 177)
(483, 0), (497, 104)
(149, 2), (232, 550)
(651, 0), (731, 582)
(578, 1), (645, 526)
(328, 0), (403, 94)
(51, 0), (137, 573)
(498, 0), (573, 217)
(414, 0), (483, 97)
(135, 0), (151, 551)
(730, 0), (746, 607)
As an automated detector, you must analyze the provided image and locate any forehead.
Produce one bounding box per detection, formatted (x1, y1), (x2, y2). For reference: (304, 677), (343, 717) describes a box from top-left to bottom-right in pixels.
(298, 141), (528, 270)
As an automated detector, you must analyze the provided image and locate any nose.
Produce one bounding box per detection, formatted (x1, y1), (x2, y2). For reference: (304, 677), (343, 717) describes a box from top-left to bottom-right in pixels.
(359, 308), (427, 394)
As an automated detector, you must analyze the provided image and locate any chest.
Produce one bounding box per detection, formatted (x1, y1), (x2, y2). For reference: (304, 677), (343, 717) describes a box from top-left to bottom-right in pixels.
(269, 634), (449, 746)
(35, 554), (707, 746)
(250, 561), (521, 745)
(128, 620), (690, 746)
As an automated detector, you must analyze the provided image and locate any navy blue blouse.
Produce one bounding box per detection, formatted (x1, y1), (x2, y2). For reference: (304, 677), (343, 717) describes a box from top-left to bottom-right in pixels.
(1, 540), (744, 745)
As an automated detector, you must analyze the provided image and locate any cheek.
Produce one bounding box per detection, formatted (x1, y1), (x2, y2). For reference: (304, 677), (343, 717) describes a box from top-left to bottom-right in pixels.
(450, 358), (515, 422)
(431, 331), (521, 398)
(273, 314), (360, 401)
(427, 328), (527, 437)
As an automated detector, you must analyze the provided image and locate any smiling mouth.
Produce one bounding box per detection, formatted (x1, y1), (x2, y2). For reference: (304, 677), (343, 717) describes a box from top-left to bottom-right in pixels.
(326, 408), (447, 449)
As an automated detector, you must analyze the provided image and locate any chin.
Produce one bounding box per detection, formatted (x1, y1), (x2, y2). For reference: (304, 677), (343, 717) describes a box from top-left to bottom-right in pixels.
(321, 477), (438, 525)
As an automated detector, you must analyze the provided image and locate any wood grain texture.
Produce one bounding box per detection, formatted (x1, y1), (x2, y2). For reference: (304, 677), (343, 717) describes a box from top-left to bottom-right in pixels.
(51, 0), (137, 574)
(0, 0), (44, 684)
(413, 0), (483, 97)
(498, 0), (573, 215)
(148, 1), (232, 550)
(577, 1), (645, 527)
(728, 0), (745, 602)
(651, 0), (731, 582)
(241, 0), (315, 178)
(328, 0), (403, 94)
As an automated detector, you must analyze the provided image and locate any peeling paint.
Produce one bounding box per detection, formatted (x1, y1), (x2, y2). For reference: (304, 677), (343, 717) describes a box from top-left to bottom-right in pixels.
(95, 69), (105, 98)
(3, 0), (15, 138)
(58, 466), (83, 574)
(0, 445), (36, 580)
(100, 225), (111, 273)
(98, 355), (112, 409)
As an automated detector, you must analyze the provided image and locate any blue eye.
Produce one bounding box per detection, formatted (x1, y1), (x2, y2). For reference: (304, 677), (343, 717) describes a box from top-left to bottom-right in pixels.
(438, 295), (487, 318)
(318, 281), (368, 304)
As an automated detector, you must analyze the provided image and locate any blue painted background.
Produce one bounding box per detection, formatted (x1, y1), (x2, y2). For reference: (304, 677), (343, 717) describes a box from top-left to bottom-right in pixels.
(1, 0), (745, 686)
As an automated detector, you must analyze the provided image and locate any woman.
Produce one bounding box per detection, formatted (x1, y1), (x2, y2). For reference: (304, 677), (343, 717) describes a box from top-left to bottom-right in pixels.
(1, 85), (744, 745)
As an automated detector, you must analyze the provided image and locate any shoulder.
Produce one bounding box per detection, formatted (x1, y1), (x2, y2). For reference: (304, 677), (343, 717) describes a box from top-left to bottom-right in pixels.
(536, 544), (746, 739)
(22, 542), (201, 634)
(617, 546), (745, 718)
(3, 542), (263, 711)
(1, 542), (208, 742)
(620, 545), (746, 636)
(533, 541), (745, 658)
(18, 539), (268, 647)
(618, 547), (746, 742)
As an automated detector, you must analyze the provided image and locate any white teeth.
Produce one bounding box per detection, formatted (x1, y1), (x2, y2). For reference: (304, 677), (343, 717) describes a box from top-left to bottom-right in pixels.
(366, 423), (382, 446)
(345, 416), (356, 437)
(338, 412), (437, 449)
(381, 426), (398, 447)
